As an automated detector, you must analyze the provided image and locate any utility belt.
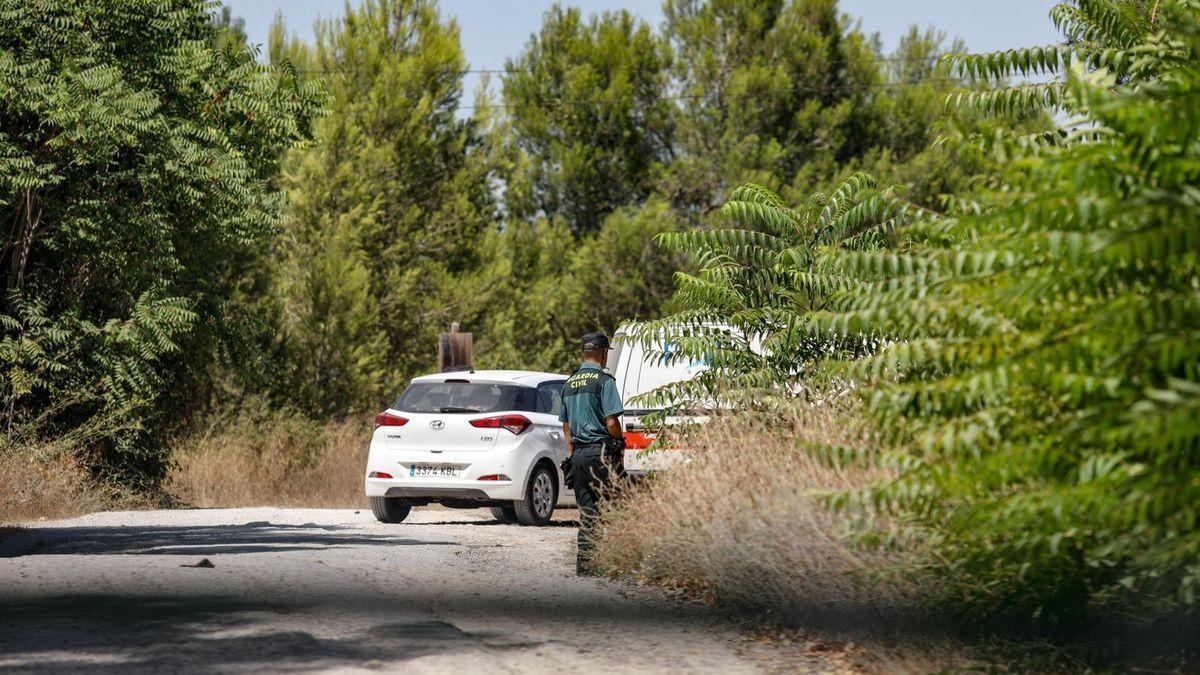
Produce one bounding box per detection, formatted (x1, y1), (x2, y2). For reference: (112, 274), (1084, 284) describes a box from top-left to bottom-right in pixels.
(562, 437), (627, 489)
(574, 437), (626, 468)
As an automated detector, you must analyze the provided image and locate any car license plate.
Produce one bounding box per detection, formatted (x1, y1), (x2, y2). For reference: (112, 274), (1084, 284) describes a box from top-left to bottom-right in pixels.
(409, 464), (459, 478)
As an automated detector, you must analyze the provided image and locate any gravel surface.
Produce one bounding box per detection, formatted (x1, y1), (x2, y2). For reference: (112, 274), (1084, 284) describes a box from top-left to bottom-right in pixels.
(0, 507), (832, 673)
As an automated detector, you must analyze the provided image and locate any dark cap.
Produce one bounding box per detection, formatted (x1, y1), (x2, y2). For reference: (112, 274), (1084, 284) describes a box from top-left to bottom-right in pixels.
(581, 331), (611, 351)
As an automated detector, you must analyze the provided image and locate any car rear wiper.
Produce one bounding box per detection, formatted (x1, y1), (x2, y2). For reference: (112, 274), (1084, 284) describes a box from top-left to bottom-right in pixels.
(437, 406), (478, 413)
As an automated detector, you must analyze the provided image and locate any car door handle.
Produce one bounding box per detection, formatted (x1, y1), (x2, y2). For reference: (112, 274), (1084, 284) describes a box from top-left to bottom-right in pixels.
(548, 431), (561, 440)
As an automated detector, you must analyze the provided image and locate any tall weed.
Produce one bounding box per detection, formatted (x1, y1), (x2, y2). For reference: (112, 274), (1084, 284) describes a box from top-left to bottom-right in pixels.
(166, 408), (368, 508)
(593, 404), (929, 627)
(0, 444), (109, 522)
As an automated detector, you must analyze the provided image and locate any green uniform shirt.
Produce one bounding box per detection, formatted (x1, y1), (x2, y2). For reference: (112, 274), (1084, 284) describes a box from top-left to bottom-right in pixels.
(559, 362), (624, 445)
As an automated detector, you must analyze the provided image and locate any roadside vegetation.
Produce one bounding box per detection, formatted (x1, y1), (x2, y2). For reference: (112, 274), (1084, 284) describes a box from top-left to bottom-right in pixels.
(2, 0), (969, 510)
(594, 408), (984, 673)
(3, 0), (1196, 670)
(594, 404), (919, 623)
(601, 0), (1200, 669)
(165, 408), (364, 506)
(166, 410), (368, 509)
(1, 443), (112, 522)
(2, 409), (367, 521)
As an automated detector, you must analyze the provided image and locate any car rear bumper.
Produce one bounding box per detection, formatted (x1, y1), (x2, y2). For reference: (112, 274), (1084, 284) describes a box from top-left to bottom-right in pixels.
(365, 475), (523, 501)
(381, 486), (489, 499)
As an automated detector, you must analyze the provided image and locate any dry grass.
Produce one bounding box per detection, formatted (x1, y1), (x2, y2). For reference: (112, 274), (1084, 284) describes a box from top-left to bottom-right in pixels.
(0, 444), (110, 523)
(592, 404), (971, 673)
(2, 410), (371, 521)
(594, 404), (919, 620)
(166, 412), (369, 509)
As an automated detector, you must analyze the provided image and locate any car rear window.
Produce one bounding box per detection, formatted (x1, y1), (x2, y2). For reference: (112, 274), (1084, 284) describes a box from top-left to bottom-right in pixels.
(392, 382), (535, 414)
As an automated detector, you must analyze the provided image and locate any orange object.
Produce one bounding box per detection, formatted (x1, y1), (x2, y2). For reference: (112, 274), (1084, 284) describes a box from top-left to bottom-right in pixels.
(624, 430), (656, 450)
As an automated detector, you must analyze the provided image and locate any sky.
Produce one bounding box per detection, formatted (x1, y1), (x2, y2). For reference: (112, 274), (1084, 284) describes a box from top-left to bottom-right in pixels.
(225, 0), (1063, 106)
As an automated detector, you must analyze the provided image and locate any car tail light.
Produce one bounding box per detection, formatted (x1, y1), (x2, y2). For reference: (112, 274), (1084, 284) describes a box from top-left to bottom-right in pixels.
(368, 471), (393, 479)
(477, 474), (510, 482)
(469, 414), (531, 435)
(374, 412), (408, 429)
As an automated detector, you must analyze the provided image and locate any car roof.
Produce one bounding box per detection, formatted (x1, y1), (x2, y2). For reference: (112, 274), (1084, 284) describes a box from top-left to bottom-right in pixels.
(409, 369), (566, 386)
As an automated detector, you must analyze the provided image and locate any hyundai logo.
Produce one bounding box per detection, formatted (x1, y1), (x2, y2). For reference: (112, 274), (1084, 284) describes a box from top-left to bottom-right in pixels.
(429, 420), (445, 430)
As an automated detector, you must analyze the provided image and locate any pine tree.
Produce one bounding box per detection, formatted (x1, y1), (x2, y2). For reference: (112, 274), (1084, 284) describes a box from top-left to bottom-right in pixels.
(663, 0), (984, 214)
(500, 5), (674, 234)
(469, 200), (683, 372)
(663, 0), (884, 209)
(272, 0), (495, 409)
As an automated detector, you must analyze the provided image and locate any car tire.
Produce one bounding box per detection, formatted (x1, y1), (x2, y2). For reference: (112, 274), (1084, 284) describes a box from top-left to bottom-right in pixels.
(489, 505), (518, 524)
(513, 464), (556, 526)
(370, 496), (412, 524)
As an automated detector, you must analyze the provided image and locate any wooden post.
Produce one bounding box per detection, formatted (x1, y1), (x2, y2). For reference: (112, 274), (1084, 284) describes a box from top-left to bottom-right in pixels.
(438, 322), (474, 372)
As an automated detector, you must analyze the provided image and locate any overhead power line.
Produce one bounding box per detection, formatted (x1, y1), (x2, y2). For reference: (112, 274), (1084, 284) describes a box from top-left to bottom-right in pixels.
(278, 54), (975, 112)
(283, 76), (971, 112)
(453, 79), (967, 110)
(285, 60), (969, 111)
(292, 52), (953, 77)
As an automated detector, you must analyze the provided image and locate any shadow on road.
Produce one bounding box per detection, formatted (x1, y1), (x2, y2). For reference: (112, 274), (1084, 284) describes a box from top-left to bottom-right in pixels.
(0, 594), (541, 674)
(0, 516), (687, 673)
(411, 518), (580, 528)
(0, 522), (457, 558)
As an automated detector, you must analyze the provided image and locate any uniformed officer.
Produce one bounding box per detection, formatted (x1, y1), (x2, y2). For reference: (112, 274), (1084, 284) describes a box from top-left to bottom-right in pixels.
(559, 331), (625, 576)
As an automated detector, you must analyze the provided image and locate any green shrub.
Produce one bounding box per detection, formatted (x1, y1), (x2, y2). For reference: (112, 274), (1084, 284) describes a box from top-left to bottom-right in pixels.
(640, 1), (1200, 623)
(0, 0), (321, 484)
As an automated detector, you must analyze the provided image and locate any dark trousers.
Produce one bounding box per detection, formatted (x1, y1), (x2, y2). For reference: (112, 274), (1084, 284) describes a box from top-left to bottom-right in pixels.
(571, 445), (610, 571)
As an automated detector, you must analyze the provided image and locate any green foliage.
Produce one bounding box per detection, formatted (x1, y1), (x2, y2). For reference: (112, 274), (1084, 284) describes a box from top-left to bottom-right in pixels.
(650, 0), (1200, 623)
(1, 288), (197, 485)
(1, 294), (75, 436)
(662, 0), (972, 213)
(476, 0), (986, 382)
(247, 0), (998, 410)
(275, 225), (388, 417)
(501, 5), (674, 233)
(469, 199), (683, 372)
(2, 0), (1018, 500)
(0, 0), (321, 482)
(626, 173), (912, 409)
(269, 0), (495, 411)
(210, 5), (248, 50)
(839, 0), (1200, 623)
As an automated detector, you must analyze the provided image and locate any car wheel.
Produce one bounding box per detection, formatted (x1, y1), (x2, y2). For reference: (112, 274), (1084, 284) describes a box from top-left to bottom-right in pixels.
(514, 464), (556, 526)
(370, 496), (412, 523)
(489, 505), (518, 524)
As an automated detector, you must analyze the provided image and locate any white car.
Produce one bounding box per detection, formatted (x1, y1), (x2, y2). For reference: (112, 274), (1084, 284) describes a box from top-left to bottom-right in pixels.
(365, 370), (574, 526)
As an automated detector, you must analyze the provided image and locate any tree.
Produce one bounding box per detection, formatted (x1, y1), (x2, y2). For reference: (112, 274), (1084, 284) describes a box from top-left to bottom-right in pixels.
(276, 222), (388, 416)
(271, 0), (495, 410)
(480, 0), (980, 378)
(663, 0), (881, 209)
(644, 0), (1200, 623)
(816, 0), (1200, 623)
(625, 173), (918, 408)
(0, 0), (321, 484)
(662, 0), (977, 215)
(467, 200), (682, 373)
(211, 5), (248, 50)
(500, 5), (674, 234)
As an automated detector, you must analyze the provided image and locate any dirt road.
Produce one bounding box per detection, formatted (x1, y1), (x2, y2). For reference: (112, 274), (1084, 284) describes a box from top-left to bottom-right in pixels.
(0, 507), (824, 673)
